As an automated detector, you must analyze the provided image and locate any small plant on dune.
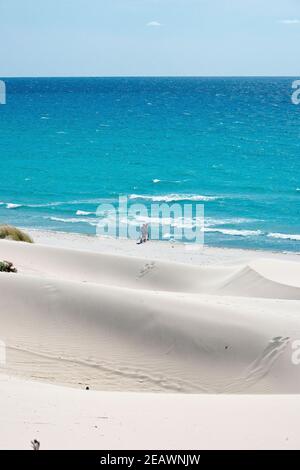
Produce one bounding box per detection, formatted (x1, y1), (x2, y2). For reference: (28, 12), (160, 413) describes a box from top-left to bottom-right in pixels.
(0, 260), (17, 273)
(0, 225), (33, 243)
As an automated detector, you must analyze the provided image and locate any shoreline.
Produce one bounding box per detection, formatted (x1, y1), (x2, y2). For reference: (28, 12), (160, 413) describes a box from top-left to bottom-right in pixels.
(26, 227), (300, 266)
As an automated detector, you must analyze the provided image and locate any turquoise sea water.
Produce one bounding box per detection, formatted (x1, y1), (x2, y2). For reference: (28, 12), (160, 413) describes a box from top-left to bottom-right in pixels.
(0, 77), (299, 251)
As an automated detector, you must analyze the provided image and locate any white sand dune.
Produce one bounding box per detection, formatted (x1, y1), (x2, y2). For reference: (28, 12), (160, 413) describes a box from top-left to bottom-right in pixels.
(2, 239), (300, 297)
(1, 238), (300, 393)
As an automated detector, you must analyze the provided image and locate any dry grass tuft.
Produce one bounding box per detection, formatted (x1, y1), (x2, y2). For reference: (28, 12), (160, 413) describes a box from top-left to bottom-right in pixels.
(0, 225), (33, 243)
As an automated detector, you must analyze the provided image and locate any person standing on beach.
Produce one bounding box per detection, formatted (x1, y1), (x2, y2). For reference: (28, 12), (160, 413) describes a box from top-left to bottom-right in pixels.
(137, 223), (149, 244)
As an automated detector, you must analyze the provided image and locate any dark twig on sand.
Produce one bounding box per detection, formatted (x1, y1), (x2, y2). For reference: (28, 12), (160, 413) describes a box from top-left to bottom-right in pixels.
(0, 260), (17, 273)
(31, 439), (40, 450)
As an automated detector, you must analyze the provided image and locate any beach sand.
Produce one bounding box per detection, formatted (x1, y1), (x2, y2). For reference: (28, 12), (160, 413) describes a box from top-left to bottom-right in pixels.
(1, 230), (300, 448)
(1, 374), (299, 450)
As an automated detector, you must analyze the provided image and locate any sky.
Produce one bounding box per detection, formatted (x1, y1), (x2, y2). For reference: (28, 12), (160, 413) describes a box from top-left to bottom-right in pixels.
(0, 0), (300, 77)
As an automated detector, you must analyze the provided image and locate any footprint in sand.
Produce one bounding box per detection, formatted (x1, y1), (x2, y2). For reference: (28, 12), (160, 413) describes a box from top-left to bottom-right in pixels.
(138, 262), (156, 279)
(245, 336), (290, 379)
(223, 336), (290, 393)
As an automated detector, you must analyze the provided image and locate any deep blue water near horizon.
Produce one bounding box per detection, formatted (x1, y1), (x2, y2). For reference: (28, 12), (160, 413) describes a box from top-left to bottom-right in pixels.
(0, 77), (299, 251)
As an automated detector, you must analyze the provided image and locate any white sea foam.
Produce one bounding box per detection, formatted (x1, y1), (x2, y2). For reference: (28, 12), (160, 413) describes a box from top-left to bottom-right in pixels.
(133, 215), (173, 225)
(205, 228), (262, 237)
(76, 210), (94, 216)
(46, 216), (98, 227)
(6, 203), (23, 209)
(2, 198), (117, 211)
(205, 217), (255, 226)
(151, 179), (188, 184)
(30, 202), (65, 208)
(268, 233), (300, 241)
(5, 201), (65, 209)
(129, 194), (219, 202)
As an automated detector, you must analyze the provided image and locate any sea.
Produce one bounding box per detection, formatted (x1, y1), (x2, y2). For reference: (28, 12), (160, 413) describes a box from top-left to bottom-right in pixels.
(0, 77), (299, 251)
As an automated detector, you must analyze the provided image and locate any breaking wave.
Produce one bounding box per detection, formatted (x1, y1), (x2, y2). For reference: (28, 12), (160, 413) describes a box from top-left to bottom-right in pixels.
(268, 233), (300, 241)
(128, 193), (220, 202)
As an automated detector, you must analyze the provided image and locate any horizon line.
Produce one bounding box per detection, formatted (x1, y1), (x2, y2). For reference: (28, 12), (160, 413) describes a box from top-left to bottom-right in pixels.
(1, 74), (299, 79)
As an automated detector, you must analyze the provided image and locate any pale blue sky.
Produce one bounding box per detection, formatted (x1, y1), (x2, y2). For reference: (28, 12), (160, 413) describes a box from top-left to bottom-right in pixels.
(1, 0), (299, 76)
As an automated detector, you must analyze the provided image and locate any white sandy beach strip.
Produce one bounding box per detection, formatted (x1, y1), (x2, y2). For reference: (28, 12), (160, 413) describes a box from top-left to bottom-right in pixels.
(27, 228), (300, 265)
